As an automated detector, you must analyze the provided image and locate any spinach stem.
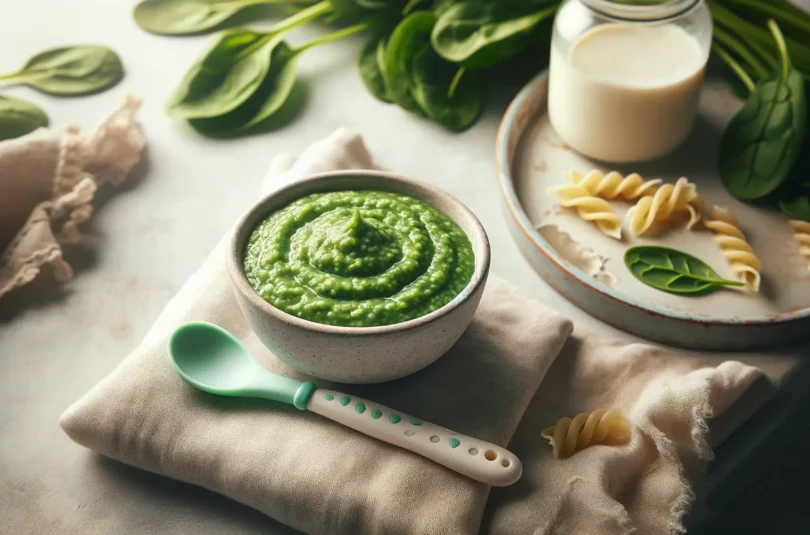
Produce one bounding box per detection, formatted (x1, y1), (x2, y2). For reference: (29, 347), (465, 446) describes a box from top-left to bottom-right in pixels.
(713, 26), (769, 78)
(231, 1), (333, 63)
(270, 0), (333, 36)
(0, 69), (22, 81)
(713, 43), (755, 93)
(717, 0), (810, 36)
(767, 20), (790, 82)
(709, 1), (810, 72)
(447, 67), (465, 99)
(402, 0), (426, 15)
(294, 23), (369, 54)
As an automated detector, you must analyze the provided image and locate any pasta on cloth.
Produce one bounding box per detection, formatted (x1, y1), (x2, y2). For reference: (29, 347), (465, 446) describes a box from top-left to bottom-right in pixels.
(61, 129), (764, 535)
(0, 94), (144, 300)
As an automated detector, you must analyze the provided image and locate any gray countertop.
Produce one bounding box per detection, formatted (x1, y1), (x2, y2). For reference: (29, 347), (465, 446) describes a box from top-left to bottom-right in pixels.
(1, 1), (808, 533)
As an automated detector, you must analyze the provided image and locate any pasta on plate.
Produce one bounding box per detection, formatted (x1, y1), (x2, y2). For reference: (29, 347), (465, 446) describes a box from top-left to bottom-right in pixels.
(704, 206), (762, 292)
(626, 177), (704, 236)
(541, 408), (630, 459)
(571, 169), (661, 201)
(549, 183), (622, 239)
(790, 219), (810, 272)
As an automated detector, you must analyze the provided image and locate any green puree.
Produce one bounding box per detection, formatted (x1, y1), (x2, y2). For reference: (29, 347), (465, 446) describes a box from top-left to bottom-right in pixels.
(243, 190), (475, 327)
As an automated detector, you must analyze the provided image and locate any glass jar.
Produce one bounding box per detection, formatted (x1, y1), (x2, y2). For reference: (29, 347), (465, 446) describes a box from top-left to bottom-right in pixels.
(548, 0), (713, 163)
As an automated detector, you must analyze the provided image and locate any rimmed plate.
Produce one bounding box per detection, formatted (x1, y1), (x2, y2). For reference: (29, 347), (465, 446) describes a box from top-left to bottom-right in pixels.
(495, 70), (810, 350)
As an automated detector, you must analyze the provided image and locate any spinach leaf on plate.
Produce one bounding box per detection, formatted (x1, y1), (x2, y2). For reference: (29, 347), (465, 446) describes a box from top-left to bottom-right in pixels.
(624, 246), (744, 295)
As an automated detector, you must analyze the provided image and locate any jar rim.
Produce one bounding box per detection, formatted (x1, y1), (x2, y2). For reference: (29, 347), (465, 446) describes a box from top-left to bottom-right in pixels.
(581, 0), (701, 21)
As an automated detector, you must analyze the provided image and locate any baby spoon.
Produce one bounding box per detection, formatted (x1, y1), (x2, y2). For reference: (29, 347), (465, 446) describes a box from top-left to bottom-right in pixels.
(168, 322), (522, 487)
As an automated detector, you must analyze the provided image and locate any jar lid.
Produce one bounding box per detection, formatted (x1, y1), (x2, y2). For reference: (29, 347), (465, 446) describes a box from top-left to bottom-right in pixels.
(582, 0), (700, 21)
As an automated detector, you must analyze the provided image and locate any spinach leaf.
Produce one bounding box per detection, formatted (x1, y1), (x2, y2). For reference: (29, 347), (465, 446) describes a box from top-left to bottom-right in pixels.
(410, 51), (481, 131)
(779, 183), (810, 222)
(133, 0), (299, 35)
(384, 12), (433, 115)
(184, 23), (367, 136)
(385, 11), (482, 130)
(358, 34), (392, 103)
(165, 2), (330, 119)
(720, 20), (807, 201)
(166, 30), (286, 119)
(190, 41), (300, 135)
(432, 0), (556, 70)
(0, 94), (49, 141)
(330, 0), (406, 21)
(624, 246), (744, 295)
(0, 45), (123, 96)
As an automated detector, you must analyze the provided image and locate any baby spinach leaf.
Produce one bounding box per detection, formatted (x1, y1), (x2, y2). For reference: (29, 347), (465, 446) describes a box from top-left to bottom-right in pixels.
(384, 12), (433, 116)
(385, 11), (482, 130)
(0, 45), (123, 96)
(720, 20), (807, 201)
(189, 41), (300, 135)
(166, 30), (284, 119)
(432, 0), (556, 70)
(184, 23), (367, 136)
(133, 0), (304, 36)
(165, 2), (331, 119)
(410, 50), (482, 131)
(778, 184), (810, 222)
(0, 94), (49, 141)
(358, 34), (392, 103)
(330, 0), (405, 21)
(624, 246), (744, 295)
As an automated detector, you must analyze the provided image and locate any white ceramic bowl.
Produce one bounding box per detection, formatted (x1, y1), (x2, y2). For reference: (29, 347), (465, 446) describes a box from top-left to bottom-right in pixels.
(227, 170), (490, 384)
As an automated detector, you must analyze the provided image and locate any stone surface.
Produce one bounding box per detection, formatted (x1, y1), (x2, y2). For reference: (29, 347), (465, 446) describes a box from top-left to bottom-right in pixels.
(0, 0), (808, 533)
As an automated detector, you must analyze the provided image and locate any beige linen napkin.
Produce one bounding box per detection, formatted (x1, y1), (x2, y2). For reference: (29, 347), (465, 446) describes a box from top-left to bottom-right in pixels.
(60, 129), (574, 535)
(483, 336), (763, 535)
(61, 128), (763, 535)
(0, 94), (144, 299)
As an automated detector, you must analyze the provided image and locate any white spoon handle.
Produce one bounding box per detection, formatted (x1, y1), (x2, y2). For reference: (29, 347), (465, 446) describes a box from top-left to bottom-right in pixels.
(307, 389), (522, 487)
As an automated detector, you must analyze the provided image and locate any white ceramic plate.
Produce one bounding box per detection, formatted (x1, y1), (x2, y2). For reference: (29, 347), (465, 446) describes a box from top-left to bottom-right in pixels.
(496, 70), (810, 350)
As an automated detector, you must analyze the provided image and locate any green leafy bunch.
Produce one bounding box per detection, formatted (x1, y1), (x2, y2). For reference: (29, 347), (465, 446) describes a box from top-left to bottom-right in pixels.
(135, 0), (559, 134)
(711, 1), (810, 222)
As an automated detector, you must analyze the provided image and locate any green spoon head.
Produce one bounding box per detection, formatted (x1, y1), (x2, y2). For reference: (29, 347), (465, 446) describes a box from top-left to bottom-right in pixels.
(168, 321), (259, 395)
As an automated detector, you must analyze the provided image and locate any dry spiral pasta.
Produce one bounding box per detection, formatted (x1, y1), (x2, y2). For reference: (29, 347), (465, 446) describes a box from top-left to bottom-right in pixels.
(541, 408), (630, 459)
(790, 219), (810, 272)
(626, 177), (704, 236)
(549, 183), (622, 239)
(570, 169), (662, 201)
(704, 206), (762, 292)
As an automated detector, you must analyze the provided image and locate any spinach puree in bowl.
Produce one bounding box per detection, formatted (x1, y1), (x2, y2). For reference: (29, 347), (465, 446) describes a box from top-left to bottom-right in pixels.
(243, 190), (475, 327)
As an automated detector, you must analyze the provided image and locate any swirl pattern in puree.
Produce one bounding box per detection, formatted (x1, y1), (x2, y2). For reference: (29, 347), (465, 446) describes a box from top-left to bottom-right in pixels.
(243, 191), (475, 327)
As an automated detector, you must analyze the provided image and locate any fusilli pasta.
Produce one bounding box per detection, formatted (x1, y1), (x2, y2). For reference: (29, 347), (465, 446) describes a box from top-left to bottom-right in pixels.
(704, 206), (762, 292)
(570, 169), (661, 201)
(541, 408), (630, 459)
(790, 219), (810, 272)
(550, 183), (622, 239)
(626, 177), (703, 236)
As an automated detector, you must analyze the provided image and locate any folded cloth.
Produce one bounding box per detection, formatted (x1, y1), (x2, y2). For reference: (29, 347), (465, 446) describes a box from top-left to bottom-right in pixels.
(60, 129), (763, 535)
(0, 94), (144, 300)
(483, 336), (763, 535)
(60, 129), (574, 535)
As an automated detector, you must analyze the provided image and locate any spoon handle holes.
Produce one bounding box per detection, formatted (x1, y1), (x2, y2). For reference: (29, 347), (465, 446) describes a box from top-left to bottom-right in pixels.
(306, 389), (522, 487)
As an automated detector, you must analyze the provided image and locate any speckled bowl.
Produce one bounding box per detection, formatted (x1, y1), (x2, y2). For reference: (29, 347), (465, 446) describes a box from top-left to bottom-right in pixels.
(227, 170), (490, 384)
